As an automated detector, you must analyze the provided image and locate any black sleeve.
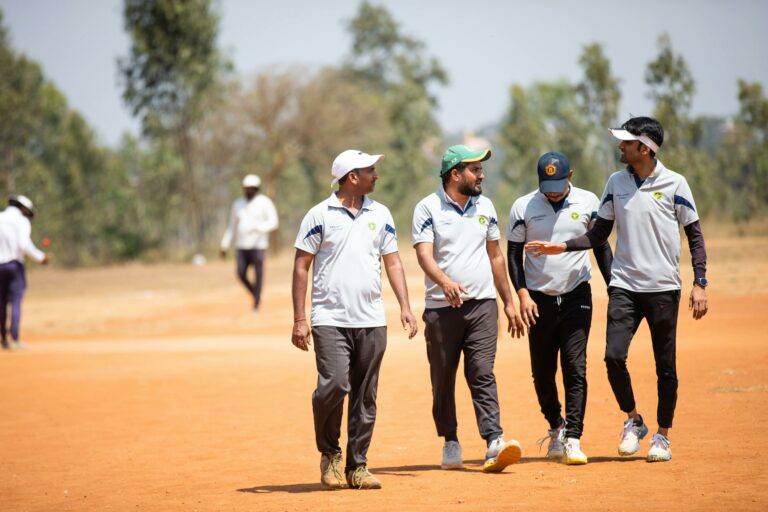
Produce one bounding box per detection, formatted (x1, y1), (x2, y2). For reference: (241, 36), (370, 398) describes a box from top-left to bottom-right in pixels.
(507, 241), (527, 291)
(683, 220), (707, 280)
(592, 241), (613, 286)
(565, 217), (614, 252)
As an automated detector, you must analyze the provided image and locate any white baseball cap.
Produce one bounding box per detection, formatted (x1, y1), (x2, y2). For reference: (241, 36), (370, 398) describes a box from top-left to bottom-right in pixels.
(609, 129), (661, 153)
(8, 194), (34, 216)
(242, 174), (261, 188)
(331, 150), (384, 187)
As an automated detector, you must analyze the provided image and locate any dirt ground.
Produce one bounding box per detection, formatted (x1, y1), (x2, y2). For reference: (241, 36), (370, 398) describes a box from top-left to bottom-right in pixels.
(1, 236), (767, 511)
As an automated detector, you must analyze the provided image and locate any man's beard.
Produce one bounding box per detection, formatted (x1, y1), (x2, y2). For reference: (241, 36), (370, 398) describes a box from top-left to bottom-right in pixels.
(458, 180), (482, 197)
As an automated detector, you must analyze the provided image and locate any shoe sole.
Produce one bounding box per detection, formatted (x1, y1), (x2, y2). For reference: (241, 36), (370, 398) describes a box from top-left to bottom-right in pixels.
(618, 446), (640, 456)
(441, 463), (464, 470)
(564, 457), (588, 465)
(647, 455), (671, 462)
(483, 441), (522, 473)
(320, 483), (347, 490)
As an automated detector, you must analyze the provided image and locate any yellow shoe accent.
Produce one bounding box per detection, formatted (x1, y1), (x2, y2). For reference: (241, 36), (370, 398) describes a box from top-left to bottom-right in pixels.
(483, 440), (522, 473)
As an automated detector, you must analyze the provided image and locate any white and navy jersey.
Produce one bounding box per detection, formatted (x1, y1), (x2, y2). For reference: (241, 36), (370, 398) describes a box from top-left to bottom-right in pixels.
(598, 160), (699, 292)
(294, 193), (398, 328)
(412, 186), (500, 309)
(221, 194), (279, 251)
(0, 207), (45, 264)
(508, 186), (600, 296)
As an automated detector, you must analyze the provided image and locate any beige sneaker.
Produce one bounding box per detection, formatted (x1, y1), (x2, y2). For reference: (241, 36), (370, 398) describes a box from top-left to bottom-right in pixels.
(346, 465), (382, 490)
(320, 452), (346, 490)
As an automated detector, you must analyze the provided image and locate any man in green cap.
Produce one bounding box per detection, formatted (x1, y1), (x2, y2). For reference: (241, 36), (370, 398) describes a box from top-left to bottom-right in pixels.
(412, 145), (525, 472)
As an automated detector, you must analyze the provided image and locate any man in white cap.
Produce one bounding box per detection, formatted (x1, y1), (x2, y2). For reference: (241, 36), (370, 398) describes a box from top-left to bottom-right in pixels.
(220, 174), (278, 312)
(412, 145), (525, 473)
(292, 149), (418, 490)
(0, 195), (48, 350)
(526, 116), (709, 463)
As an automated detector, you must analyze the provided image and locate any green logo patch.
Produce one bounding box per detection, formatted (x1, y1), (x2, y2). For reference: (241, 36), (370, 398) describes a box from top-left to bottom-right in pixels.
(368, 222), (376, 231)
(570, 212), (580, 221)
(653, 191), (663, 201)
(478, 216), (487, 225)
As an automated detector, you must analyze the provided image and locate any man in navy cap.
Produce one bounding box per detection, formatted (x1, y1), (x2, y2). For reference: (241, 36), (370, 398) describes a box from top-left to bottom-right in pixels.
(0, 195), (48, 350)
(507, 152), (612, 464)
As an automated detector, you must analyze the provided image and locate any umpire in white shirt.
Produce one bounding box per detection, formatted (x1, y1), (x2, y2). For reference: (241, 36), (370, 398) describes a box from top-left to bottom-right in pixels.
(526, 117), (709, 463)
(220, 174), (278, 311)
(507, 152), (612, 465)
(412, 145), (525, 474)
(292, 149), (417, 490)
(0, 195), (48, 350)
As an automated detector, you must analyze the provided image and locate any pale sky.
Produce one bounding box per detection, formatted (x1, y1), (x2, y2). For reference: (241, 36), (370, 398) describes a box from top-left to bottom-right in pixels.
(2, 0), (766, 146)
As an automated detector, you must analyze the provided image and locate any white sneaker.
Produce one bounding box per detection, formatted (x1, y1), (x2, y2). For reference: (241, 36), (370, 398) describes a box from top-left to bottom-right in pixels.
(441, 441), (463, 469)
(562, 438), (588, 465)
(618, 418), (648, 456)
(483, 436), (522, 473)
(11, 340), (27, 350)
(536, 427), (564, 459)
(647, 433), (672, 462)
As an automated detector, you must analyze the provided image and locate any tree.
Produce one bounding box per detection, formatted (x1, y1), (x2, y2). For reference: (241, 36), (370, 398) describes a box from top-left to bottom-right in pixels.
(119, 0), (227, 251)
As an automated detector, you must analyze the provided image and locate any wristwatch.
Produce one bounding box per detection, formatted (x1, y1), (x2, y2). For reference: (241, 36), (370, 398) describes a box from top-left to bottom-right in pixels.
(693, 277), (708, 288)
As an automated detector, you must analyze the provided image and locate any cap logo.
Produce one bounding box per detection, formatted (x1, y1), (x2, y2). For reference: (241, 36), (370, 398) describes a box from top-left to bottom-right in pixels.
(368, 222), (377, 231)
(544, 164), (557, 176)
(653, 191), (663, 201)
(570, 212), (580, 221)
(451, 157), (458, 164)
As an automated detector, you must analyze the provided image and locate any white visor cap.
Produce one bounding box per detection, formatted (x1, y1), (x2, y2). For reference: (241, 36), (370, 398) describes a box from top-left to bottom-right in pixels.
(242, 174), (262, 188)
(609, 129), (660, 153)
(331, 150), (384, 187)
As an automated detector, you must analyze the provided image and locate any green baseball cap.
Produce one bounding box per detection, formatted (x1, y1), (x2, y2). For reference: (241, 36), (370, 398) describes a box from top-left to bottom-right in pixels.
(440, 145), (492, 176)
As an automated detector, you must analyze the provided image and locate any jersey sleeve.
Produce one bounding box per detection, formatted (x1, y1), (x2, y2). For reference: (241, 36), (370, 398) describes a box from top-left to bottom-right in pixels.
(486, 201), (500, 241)
(412, 201), (434, 246)
(597, 177), (615, 221)
(294, 208), (324, 255)
(507, 198), (527, 243)
(380, 208), (398, 255)
(674, 177), (700, 226)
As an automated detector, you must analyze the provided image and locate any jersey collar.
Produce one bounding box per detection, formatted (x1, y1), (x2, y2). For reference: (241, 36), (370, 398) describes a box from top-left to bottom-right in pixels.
(437, 185), (478, 215)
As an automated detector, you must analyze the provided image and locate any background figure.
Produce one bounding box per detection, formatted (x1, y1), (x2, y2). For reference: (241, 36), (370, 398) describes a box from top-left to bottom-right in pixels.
(220, 174), (278, 311)
(0, 195), (48, 350)
(507, 151), (612, 465)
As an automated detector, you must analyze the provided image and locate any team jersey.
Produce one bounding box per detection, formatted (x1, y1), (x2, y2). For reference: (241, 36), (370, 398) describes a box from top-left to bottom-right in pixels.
(508, 185), (600, 295)
(598, 160), (699, 292)
(294, 193), (398, 328)
(221, 194), (279, 251)
(412, 186), (500, 309)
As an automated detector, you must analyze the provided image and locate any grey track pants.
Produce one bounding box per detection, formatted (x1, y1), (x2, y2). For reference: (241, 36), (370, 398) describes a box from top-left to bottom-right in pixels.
(423, 299), (503, 441)
(311, 325), (387, 470)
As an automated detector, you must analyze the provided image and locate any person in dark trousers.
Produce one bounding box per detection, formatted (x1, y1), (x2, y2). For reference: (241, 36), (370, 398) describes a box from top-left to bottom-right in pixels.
(292, 149), (417, 490)
(0, 195), (48, 350)
(507, 151), (612, 465)
(412, 145), (525, 473)
(220, 174), (278, 312)
(526, 117), (709, 462)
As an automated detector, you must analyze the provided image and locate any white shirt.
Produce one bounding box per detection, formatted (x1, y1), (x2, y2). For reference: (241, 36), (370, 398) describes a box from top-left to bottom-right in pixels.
(221, 194), (278, 251)
(0, 207), (46, 264)
(294, 193), (399, 328)
(508, 186), (600, 295)
(412, 186), (500, 309)
(598, 160), (699, 292)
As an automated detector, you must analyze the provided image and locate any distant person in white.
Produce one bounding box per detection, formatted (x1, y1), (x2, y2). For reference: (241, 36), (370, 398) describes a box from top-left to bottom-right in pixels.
(220, 174), (278, 311)
(0, 195), (48, 350)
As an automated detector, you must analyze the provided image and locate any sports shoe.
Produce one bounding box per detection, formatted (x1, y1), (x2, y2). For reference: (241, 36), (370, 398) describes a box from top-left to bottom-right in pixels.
(346, 465), (382, 489)
(536, 427), (565, 459)
(441, 440), (463, 469)
(618, 418), (648, 456)
(647, 433), (672, 462)
(11, 340), (27, 350)
(482, 436), (522, 473)
(319, 452), (345, 490)
(562, 438), (588, 465)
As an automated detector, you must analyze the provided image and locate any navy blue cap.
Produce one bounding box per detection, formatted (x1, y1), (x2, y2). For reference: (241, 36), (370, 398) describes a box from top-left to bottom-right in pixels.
(537, 151), (571, 193)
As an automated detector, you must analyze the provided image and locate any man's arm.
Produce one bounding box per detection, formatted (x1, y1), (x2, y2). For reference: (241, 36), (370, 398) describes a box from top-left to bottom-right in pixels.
(291, 249), (314, 351)
(684, 220), (708, 320)
(255, 197), (279, 233)
(382, 252), (418, 339)
(487, 240), (524, 338)
(220, 203), (237, 257)
(592, 241), (613, 286)
(414, 242), (467, 308)
(526, 217), (614, 256)
(507, 241), (537, 331)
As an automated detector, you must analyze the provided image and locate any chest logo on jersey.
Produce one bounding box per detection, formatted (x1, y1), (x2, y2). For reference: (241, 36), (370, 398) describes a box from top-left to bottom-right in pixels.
(544, 164), (557, 176)
(653, 191), (663, 201)
(477, 216), (487, 225)
(570, 212), (580, 221)
(368, 222), (377, 231)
